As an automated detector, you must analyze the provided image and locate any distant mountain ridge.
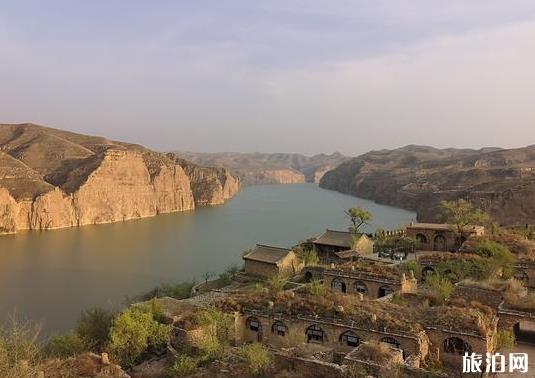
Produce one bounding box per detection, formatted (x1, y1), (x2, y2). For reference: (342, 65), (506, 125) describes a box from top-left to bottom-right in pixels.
(174, 151), (349, 185)
(0, 123), (239, 234)
(319, 144), (535, 225)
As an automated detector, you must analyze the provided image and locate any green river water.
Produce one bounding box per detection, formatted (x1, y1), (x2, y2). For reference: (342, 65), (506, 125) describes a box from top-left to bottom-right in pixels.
(0, 184), (415, 334)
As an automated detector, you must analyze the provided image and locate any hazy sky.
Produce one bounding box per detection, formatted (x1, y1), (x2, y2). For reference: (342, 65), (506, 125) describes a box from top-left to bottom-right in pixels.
(1, 1), (535, 155)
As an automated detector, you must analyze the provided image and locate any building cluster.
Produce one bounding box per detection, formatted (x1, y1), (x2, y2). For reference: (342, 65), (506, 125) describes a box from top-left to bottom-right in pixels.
(151, 223), (535, 376)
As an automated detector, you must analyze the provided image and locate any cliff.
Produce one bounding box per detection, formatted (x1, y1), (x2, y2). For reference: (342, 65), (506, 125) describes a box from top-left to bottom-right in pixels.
(0, 123), (239, 234)
(174, 151), (348, 185)
(319, 145), (535, 225)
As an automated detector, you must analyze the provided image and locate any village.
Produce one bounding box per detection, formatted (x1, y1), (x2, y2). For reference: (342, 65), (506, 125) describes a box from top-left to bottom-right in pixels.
(110, 200), (535, 377)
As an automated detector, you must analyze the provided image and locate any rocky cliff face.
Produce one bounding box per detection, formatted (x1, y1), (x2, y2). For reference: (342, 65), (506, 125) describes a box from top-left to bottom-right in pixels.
(169, 156), (240, 206)
(174, 151), (348, 185)
(0, 124), (239, 234)
(319, 145), (535, 225)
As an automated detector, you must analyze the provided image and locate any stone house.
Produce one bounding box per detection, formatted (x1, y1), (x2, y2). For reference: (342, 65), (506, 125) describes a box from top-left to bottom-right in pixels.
(312, 229), (374, 262)
(406, 223), (485, 252)
(243, 244), (301, 278)
(234, 310), (429, 364)
(323, 266), (417, 299)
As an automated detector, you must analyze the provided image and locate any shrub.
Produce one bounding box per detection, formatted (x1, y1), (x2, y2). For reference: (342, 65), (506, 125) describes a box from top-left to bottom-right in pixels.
(295, 246), (319, 266)
(44, 331), (85, 358)
(75, 307), (114, 352)
(266, 275), (285, 294)
(308, 280), (326, 296)
(494, 330), (515, 351)
(399, 260), (421, 280)
(239, 343), (271, 375)
(170, 354), (198, 376)
(219, 264), (240, 284)
(194, 308), (233, 361)
(0, 315), (42, 378)
(108, 306), (171, 367)
(138, 282), (195, 301)
(474, 241), (515, 279)
(424, 274), (454, 305)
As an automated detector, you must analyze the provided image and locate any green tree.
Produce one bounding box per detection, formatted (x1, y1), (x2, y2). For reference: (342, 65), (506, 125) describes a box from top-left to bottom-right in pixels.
(345, 207), (373, 233)
(474, 240), (515, 279)
(75, 307), (114, 352)
(440, 199), (489, 237)
(108, 306), (171, 368)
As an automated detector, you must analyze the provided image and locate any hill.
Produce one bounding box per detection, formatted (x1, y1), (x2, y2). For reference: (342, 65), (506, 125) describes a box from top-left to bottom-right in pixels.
(319, 144), (535, 225)
(174, 151), (349, 185)
(0, 123), (239, 234)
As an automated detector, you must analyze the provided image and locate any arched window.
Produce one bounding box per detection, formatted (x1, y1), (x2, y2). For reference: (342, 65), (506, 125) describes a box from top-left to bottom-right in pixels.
(331, 278), (347, 293)
(380, 336), (401, 349)
(306, 324), (326, 343)
(339, 331), (361, 347)
(378, 286), (394, 298)
(354, 281), (368, 294)
(246, 316), (261, 332)
(271, 321), (288, 337)
(443, 337), (472, 355)
(415, 233), (428, 246)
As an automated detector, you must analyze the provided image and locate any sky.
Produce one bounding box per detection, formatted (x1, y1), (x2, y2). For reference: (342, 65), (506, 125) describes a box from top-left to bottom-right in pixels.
(1, 1), (535, 155)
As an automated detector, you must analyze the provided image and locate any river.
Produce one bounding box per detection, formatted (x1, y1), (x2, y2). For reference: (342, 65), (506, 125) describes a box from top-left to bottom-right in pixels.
(0, 184), (415, 335)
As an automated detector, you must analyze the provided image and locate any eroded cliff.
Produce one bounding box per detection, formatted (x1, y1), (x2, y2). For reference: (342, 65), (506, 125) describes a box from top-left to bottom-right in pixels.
(0, 124), (239, 234)
(319, 145), (535, 225)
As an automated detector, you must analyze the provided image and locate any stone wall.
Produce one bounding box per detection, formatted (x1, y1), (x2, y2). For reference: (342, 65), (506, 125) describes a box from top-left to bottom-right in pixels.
(425, 327), (493, 362)
(324, 270), (417, 299)
(234, 311), (428, 362)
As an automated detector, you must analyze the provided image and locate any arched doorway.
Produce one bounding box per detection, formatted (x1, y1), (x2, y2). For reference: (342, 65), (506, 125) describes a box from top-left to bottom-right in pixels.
(306, 324), (326, 343)
(415, 233), (428, 249)
(331, 278), (347, 293)
(304, 271), (313, 282)
(354, 281), (368, 294)
(378, 285), (394, 298)
(433, 234), (447, 251)
(422, 266), (435, 282)
(443, 337), (472, 355)
(339, 330), (361, 347)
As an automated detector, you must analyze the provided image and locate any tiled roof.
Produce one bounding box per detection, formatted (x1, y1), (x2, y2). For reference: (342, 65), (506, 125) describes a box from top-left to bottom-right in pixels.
(313, 229), (361, 248)
(243, 244), (292, 265)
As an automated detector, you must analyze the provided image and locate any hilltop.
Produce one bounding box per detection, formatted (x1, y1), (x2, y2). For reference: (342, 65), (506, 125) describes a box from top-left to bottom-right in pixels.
(0, 123), (239, 234)
(319, 144), (535, 225)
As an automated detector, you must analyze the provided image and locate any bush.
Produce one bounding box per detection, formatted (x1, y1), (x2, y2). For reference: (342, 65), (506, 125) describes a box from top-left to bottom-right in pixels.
(308, 280), (326, 296)
(474, 241), (515, 279)
(219, 265), (240, 284)
(266, 276), (285, 294)
(138, 282), (195, 301)
(424, 274), (454, 305)
(0, 315), (42, 378)
(108, 306), (171, 367)
(170, 354), (198, 376)
(44, 332), (85, 358)
(494, 330), (515, 351)
(194, 308), (233, 361)
(238, 343), (271, 375)
(399, 260), (421, 280)
(75, 307), (114, 352)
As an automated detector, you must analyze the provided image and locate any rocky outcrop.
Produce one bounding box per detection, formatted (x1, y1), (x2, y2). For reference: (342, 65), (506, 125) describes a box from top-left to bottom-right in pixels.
(0, 124), (239, 235)
(319, 145), (535, 225)
(174, 151), (348, 185)
(169, 156), (240, 206)
(237, 169), (305, 186)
